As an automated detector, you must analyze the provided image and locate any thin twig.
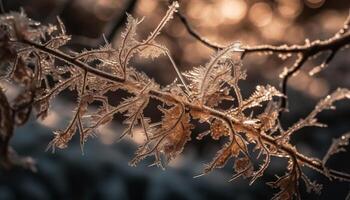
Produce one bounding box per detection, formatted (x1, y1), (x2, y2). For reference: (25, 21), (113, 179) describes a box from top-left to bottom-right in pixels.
(174, 3), (350, 112)
(176, 10), (223, 50)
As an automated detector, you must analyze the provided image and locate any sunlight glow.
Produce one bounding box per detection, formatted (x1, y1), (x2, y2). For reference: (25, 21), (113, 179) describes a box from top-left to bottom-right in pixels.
(249, 2), (273, 27)
(37, 111), (60, 128)
(219, 0), (247, 24)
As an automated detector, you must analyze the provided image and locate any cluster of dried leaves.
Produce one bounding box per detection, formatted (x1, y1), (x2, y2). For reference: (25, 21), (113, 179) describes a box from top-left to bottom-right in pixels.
(0, 2), (349, 199)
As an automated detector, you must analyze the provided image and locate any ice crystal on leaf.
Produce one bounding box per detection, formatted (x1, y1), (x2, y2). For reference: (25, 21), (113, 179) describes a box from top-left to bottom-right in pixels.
(130, 104), (193, 168)
(184, 42), (245, 107)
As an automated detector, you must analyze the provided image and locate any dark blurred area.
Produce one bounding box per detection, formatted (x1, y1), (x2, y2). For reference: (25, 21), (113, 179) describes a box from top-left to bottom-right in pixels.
(1, 0), (350, 199)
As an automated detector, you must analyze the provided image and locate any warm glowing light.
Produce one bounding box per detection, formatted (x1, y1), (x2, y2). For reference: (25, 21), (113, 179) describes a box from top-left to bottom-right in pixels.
(308, 78), (329, 98)
(277, 0), (302, 19)
(38, 111), (60, 128)
(93, 0), (121, 21)
(249, 2), (273, 27)
(76, 0), (94, 9)
(169, 22), (186, 37)
(219, 0), (247, 24)
(284, 25), (305, 43)
(168, 154), (185, 168)
(183, 42), (211, 62)
(96, 0), (118, 7)
(129, 127), (147, 145)
(98, 126), (117, 145)
(187, 1), (207, 20)
(289, 71), (329, 98)
(137, 0), (157, 14)
(0, 81), (20, 101)
(319, 10), (345, 33)
(261, 18), (291, 41)
(305, 0), (325, 9)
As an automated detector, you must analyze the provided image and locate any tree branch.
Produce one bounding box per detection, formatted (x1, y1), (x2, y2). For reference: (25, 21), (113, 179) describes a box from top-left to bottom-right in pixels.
(20, 38), (350, 181)
(174, 4), (350, 112)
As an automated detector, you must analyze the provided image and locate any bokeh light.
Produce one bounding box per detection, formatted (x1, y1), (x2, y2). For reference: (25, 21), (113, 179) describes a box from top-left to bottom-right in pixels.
(219, 0), (247, 24)
(276, 0), (303, 19)
(249, 2), (273, 27)
(305, 0), (326, 9)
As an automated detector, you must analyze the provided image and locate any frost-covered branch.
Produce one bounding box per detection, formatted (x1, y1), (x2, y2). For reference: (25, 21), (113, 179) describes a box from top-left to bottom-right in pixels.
(1, 3), (350, 199)
(174, 2), (350, 112)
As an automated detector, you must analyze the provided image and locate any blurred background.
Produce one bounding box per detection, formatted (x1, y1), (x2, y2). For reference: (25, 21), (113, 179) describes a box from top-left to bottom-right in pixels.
(1, 0), (350, 199)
